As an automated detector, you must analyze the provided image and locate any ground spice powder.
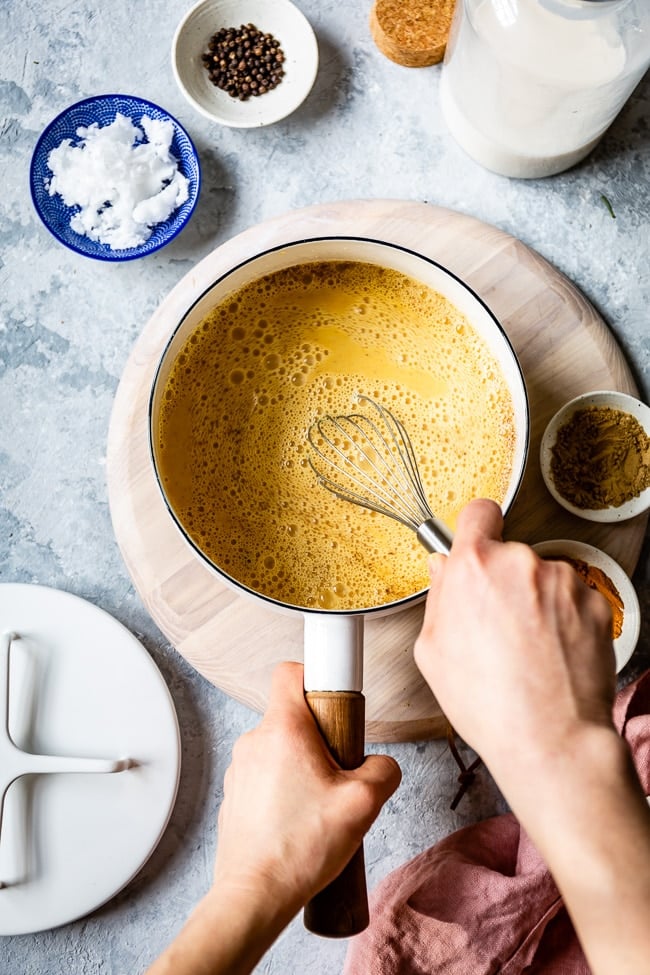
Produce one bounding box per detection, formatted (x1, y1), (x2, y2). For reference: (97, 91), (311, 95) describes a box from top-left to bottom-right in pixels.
(551, 405), (650, 509)
(546, 555), (624, 640)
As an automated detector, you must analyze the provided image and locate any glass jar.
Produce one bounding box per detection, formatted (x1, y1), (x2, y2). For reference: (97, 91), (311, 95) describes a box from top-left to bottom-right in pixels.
(439, 0), (650, 178)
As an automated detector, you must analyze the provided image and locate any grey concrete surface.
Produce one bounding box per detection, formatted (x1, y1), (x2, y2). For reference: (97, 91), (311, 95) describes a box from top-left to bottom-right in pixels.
(1, 0), (649, 971)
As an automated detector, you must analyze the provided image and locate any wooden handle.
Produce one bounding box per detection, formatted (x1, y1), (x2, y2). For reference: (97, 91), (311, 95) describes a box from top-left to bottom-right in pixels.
(303, 690), (369, 938)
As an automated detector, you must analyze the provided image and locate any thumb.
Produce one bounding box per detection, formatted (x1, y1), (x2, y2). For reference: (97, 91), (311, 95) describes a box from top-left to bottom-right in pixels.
(420, 552), (446, 635)
(454, 498), (504, 552)
(353, 753), (402, 805)
(427, 552), (446, 589)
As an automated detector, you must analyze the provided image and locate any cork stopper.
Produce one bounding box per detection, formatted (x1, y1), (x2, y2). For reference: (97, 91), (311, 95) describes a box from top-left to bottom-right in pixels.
(369, 0), (457, 67)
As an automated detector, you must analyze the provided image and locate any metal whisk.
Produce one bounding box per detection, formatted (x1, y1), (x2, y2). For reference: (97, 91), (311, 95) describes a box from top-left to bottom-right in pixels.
(307, 396), (453, 555)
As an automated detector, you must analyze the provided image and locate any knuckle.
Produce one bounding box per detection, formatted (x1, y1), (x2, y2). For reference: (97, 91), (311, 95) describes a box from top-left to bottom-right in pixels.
(349, 777), (379, 819)
(534, 552), (578, 591)
(231, 728), (255, 762)
(587, 588), (614, 627)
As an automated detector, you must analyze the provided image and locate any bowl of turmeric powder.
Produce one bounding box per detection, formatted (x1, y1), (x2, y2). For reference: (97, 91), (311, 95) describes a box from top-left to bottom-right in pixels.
(540, 390), (650, 522)
(533, 539), (640, 673)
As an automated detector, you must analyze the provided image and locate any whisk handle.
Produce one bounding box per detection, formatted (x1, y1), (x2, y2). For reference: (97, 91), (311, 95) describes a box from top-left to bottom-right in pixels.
(303, 690), (369, 937)
(417, 517), (453, 555)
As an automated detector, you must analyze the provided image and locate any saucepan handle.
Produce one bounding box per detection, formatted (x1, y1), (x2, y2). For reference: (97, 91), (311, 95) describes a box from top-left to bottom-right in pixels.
(302, 615), (368, 938)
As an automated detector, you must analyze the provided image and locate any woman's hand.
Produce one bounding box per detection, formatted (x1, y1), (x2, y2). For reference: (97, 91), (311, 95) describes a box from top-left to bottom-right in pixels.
(147, 662), (400, 975)
(414, 498), (616, 780)
(414, 499), (650, 975)
(214, 661), (401, 912)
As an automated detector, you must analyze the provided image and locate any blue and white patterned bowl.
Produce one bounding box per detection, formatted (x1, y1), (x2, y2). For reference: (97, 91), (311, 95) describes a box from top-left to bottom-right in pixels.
(30, 94), (201, 261)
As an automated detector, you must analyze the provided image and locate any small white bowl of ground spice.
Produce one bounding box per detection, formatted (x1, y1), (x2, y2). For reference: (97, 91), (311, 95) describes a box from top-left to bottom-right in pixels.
(172, 0), (318, 127)
(533, 539), (640, 673)
(540, 390), (650, 522)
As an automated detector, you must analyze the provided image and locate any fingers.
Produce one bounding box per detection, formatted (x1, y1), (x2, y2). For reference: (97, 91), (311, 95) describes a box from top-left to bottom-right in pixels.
(428, 552), (445, 582)
(418, 499), (504, 662)
(454, 498), (504, 550)
(419, 554), (445, 639)
(267, 660), (305, 712)
(339, 755), (402, 835)
(267, 663), (402, 798)
(266, 661), (334, 754)
(425, 499), (503, 601)
(355, 753), (402, 801)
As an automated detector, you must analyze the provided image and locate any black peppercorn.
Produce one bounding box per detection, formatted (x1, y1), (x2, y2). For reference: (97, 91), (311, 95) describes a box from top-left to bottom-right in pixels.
(201, 24), (285, 100)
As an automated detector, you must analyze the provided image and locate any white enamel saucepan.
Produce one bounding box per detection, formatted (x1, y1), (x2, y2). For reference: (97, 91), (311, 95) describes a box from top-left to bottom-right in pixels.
(148, 237), (530, 937)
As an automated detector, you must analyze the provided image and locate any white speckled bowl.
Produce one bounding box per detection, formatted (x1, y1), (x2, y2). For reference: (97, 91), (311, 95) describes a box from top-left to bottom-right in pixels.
(533, 539), (640, 673)
(540, 390), (650, 523)
(172, 0), (318, 127)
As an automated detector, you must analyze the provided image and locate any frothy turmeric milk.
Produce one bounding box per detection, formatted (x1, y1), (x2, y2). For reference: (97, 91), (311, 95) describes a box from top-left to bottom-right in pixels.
(156, 261), (515, 610)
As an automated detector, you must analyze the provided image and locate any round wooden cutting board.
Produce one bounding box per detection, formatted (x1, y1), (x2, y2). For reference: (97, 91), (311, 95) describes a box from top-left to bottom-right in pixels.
(106, 200), (647, 742)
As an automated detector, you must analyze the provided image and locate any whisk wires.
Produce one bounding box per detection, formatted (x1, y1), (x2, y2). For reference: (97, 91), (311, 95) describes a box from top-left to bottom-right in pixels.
(307, 395), (435, 533)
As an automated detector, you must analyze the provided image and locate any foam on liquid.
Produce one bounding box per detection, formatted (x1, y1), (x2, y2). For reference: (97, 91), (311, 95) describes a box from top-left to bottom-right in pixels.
(156, 261), (516, 610)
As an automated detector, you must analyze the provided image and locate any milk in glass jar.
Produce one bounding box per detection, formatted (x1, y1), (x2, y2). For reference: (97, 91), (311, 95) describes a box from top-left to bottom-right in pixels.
(440, 0), (650, 178)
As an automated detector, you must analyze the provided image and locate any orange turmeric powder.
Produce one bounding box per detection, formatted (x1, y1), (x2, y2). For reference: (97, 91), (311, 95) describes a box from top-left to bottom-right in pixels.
(546, 555), (624, 640)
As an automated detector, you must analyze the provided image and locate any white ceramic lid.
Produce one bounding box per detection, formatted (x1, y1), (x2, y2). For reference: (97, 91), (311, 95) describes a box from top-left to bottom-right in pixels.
(0, 584), (180, 935)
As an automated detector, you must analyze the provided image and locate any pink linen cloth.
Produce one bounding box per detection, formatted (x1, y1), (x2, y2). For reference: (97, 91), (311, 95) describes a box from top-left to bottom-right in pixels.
(344, 670), (650, 975)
